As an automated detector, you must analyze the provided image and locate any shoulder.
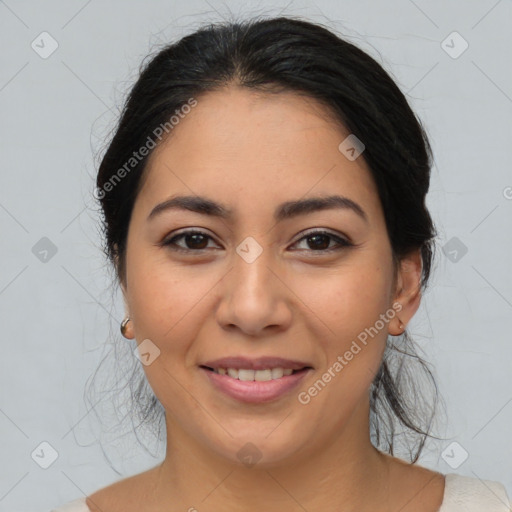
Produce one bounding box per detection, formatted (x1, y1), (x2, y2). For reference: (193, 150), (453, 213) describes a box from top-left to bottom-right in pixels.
(438, 473), (511, 511)
(378, 452), (446, 511)
(85, 466), (160, 512)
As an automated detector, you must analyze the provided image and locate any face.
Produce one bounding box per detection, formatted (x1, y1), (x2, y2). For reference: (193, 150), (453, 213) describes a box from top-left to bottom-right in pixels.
(121, 86), (415, 467)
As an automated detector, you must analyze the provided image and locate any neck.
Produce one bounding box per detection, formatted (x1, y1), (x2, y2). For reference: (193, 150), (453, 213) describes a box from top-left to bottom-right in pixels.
(153, 399), (391, 511)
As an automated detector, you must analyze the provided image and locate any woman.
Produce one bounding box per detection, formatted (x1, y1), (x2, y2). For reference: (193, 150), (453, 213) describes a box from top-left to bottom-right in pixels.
(52, 15), (510, 512)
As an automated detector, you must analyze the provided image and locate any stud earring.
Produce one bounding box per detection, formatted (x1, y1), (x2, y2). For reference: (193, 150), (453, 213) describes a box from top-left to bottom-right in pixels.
(120, 317), (131, 338)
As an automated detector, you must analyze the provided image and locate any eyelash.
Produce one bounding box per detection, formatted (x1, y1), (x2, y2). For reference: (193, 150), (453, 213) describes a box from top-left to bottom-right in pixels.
(160, 229), (353, 254)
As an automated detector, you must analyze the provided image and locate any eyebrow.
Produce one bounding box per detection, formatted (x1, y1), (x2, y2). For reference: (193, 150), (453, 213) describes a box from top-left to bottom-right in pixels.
(147, 194), (368, 223)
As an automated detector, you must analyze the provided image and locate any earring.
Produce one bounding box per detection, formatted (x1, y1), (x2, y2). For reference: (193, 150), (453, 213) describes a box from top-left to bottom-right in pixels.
(397, 317), (405, 333)
(120, 317), (131, 338)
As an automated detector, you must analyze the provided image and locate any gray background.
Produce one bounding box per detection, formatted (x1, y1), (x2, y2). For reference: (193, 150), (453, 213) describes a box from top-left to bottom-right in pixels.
(1, 0), (511, 510)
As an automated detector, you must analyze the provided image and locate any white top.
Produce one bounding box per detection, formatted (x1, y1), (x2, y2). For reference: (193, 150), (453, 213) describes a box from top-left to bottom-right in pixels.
(51, 473), (511, 511)
(438, 474), (511, 511)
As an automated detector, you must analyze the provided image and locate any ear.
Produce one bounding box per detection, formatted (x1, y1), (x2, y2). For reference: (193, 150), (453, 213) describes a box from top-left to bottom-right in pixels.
(113, 243), (127, 294)
(119, 285), (134, 339)
(114, 244), (135, 339)
(389, 248), (422, 336)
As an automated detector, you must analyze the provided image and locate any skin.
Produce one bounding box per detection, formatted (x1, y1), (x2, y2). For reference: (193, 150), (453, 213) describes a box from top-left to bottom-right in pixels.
(87, 86), (445, 511)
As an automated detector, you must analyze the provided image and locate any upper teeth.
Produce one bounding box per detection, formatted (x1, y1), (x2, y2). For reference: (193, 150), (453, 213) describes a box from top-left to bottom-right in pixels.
(216, 368), (294, 381)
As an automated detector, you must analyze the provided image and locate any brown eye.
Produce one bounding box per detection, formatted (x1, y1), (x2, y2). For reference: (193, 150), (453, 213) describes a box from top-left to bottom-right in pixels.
(291, 230), (352, 252)
(182, 233), (209, 249)
(305, 233), (331, 250)
(162, 230), (217, 252)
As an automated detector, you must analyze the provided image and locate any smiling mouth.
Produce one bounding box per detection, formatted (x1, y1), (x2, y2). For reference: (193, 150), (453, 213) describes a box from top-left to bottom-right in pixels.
(200, 366), (311, 381)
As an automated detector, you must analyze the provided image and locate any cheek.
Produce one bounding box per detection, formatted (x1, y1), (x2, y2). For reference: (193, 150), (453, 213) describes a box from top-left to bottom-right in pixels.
(125, 260), (209, 409)
(125, 248), (221, 363)
(294, 263), (393, 426)
(294, 257), (393, 344)
(125, 251), (182, 338)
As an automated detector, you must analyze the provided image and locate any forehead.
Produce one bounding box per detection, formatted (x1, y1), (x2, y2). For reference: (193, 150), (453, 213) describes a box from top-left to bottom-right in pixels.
(137, 86), (379, 220)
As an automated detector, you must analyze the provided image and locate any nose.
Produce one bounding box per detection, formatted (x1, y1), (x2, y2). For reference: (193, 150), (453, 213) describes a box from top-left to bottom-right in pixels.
(215, 243), (293, 337)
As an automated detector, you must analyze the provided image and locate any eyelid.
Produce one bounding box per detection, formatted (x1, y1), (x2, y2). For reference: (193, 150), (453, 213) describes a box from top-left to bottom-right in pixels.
(291, 227), (350, 244)
(161, 227), (352, 253)
(161, 228), (220, 250)
(289, 229), (352, 252)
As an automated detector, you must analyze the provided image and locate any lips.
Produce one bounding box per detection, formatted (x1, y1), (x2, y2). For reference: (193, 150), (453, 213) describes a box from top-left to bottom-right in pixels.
(199, 356), (313, 403)
(200, 356), (312, 371)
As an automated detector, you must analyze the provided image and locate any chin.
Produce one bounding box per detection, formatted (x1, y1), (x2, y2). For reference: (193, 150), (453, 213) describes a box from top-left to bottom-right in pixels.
(205, 428), (309, 470)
